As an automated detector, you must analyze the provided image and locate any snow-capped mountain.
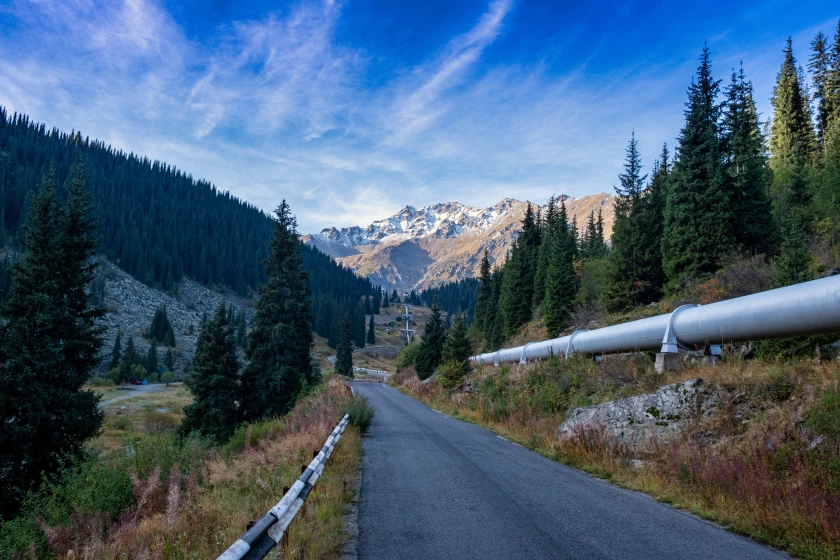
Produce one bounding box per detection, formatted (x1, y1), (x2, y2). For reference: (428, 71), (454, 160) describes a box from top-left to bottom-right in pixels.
(302, 194), (615, 291)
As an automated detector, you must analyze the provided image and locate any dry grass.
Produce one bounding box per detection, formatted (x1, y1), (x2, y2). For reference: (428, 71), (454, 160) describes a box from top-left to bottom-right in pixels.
(13, 378), (360, 560)
(392, 358), (840, 559)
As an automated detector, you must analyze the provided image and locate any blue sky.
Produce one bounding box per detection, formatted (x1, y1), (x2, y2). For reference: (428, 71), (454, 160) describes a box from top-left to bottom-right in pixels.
(0, 1), (837, 232)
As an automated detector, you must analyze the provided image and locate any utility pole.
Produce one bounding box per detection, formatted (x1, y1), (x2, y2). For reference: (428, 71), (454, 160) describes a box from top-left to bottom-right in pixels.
(401, 303), (416, 344)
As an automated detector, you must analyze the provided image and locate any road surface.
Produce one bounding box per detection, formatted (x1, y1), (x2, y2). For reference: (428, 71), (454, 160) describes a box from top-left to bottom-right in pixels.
(98, 383), (164, 407)
(352, 383), (786, 560)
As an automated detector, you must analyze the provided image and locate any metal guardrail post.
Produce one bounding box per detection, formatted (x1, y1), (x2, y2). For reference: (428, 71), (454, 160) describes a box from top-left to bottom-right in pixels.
(217, 413), (350, 560)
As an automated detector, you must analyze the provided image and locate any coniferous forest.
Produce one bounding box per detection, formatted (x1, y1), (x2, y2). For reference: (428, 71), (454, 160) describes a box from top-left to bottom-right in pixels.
(0, 108), (378, 310)
(465, 30), (840, 356)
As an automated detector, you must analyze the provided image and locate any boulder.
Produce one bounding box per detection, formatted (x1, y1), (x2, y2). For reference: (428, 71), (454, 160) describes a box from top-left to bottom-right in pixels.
(557, 379), (717, 447)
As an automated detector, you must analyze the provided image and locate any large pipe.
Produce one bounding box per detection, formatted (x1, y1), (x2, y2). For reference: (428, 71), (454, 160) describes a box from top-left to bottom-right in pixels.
(471, 275), (840, 365)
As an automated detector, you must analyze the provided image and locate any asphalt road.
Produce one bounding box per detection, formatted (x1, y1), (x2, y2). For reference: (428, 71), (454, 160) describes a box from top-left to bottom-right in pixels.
(352, 383), (787, 560)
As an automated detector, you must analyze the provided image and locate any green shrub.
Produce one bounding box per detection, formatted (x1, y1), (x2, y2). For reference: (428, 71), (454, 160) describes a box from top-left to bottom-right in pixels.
(108, 414), (133, 431)
(347, 396), (375, 433)
(758, 366), (796, 402)
(806, 385), (840, 488)
(437, 361), (468, 389)
(160, 370), (176, 385)
(396, 342), (422, 372)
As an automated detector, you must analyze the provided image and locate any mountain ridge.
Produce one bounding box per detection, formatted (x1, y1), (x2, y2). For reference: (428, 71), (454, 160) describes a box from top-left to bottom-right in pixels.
(303, 194), (615, 292)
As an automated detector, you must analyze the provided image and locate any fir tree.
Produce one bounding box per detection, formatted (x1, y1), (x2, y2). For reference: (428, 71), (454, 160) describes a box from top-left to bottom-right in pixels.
(810, 31), (832, 158)
(663, 45), (732, 287)
(0, 162), (103, 517)
(335, 312), (353, 377)
(415, 300), (446, 380)
(180, 303), (240, 442)
(721, 66), (775, 255)
(367, 314), (376, 344)
(239, 201), (313, 422)
(110, 329), (122, 370)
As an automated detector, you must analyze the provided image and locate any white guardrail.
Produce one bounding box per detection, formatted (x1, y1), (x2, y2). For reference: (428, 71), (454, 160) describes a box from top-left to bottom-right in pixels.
(217, 413), (350, 560)
(471, 275), (840, 366)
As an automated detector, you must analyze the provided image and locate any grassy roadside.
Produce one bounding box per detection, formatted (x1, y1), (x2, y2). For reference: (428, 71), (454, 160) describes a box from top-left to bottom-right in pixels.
(1, 377), (362, 559)
(390, 359), (840, 560)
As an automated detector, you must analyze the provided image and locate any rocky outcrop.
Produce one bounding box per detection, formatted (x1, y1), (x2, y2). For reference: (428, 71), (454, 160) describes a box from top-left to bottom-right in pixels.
(557, 379), (721, 446)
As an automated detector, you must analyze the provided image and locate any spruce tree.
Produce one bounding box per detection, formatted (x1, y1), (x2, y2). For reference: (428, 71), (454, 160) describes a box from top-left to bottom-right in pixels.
(635, 145), (669, 302)
(335, 312), (353, 377)
(146, 341), (158, 379)
(499, 243), (529, 337)
(721, 66), (775, 255)
(485, 270), (505, 351)
(473, 250), (493, 337)
(439, 314), (472, 387)
(605, 133), (649, 310)
(415, 300), (446, 380)
(810, 31), (832, 159)
(663, 45), (732, 287)
(533, 196), (557, 307)
(239, 201), (314, 422)
(110, 329), (122, 370)
(0, 163), (103, 517)
(164, 348), (174, 371)
(180, 303), (240, 442)
(355, 303), (366, 347)
(119, 335), (137, 384)
(367, 314), (376, 344)
(770, 38), (817, 174)
(543, 209), (577, 337)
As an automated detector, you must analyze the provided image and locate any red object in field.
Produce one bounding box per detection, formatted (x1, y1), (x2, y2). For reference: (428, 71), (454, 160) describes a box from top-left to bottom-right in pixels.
(344, 382), (352, 394)
(133, 380), (142, 385)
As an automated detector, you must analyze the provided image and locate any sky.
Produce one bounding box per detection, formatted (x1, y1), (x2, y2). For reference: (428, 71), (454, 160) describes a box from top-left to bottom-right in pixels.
(0, 1), (837, 233)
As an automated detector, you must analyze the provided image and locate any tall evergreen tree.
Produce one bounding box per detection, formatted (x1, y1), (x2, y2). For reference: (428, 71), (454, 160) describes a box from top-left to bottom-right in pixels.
(770, 38), (817, 173)
(146, 341), (158, 379)
(543, 206), (577, 337)
(605, 133), (649, 310)
(635, 146), (669, 302)
(164, 348), (174, 371)
(367, 314), (376, 344)
(0, 162), (103, 518)
(180, 303), (240, 442)
(484, 270), (505, 351)
(439, 314), (472, 387)
(119, 335), (137, 384)
(110, 329), (122, 370)
(473, 250), (493, 336)
(354, 303), (366, 348)
(533, 195), (558, 307)
(239, 201), (314, 422)
(415, 300), (446, 380)
(335, 312), (353, 377)
(810, 31), (833, 159)
(663, 45), (732, 287)
(721, 66), (775, 255)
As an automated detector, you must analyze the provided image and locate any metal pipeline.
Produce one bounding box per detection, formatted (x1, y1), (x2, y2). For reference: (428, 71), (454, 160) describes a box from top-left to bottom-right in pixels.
(471, 275), (840, 365)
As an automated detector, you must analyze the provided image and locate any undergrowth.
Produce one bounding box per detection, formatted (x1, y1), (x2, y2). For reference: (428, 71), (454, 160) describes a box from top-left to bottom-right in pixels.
(0, 377), (360, 559)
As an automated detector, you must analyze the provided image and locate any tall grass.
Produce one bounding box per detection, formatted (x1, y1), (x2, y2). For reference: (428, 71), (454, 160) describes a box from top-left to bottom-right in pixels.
(0, 377), (361, 559)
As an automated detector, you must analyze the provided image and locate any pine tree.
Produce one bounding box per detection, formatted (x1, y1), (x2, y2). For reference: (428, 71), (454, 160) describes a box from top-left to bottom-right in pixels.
(110, 329), (122, 370)
(239, 201), (314, 422)
(721, 66), (775, 255)
(663, 45), (732, 287)
(415, 300), (446, 380)
(146, 341), (158, 379)
(335, 312), (353, 377)
(367, 314), (376, 344)
(180, 303), (240, 442)
(0, 162), (103, 517)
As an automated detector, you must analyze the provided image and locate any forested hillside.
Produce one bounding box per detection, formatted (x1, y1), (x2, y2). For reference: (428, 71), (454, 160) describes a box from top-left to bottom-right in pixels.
(0, 108), (377, 309)
(455, 30), (840, 357)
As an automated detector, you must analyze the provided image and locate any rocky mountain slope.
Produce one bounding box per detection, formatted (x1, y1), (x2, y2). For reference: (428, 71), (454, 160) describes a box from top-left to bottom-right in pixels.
(94, 259), (252, 376)
(303, 194), (615, 291)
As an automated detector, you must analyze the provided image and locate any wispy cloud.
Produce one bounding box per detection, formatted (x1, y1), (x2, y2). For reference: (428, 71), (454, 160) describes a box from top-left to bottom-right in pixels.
(0, 0), (836, 232)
